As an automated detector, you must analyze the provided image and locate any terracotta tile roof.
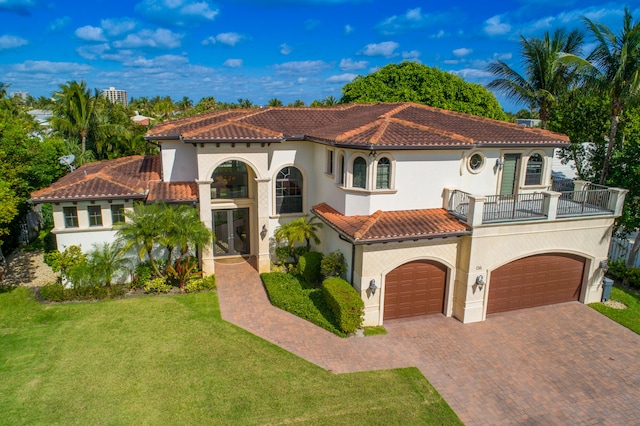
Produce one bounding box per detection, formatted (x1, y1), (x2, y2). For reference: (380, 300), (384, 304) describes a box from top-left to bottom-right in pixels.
(147, 181), (198, 203)
(145, 102), (569, 149)
(30, 156), (161, 202)
(312, 203), (470, 243)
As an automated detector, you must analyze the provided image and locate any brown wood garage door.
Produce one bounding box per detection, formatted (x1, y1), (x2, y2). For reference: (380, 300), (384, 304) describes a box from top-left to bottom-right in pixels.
(384, 260), (447, 320)
(487, 253), (585, 314)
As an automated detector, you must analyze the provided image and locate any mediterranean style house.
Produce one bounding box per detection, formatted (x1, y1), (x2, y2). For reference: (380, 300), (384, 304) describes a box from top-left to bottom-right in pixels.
(31, 103), (627, 325)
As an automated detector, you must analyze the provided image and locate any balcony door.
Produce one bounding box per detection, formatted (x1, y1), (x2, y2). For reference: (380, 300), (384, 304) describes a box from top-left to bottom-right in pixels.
(213, 208), (250, 256)
(500, 154), (521, 195)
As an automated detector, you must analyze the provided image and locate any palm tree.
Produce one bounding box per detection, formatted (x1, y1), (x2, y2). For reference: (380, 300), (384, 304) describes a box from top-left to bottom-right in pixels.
(0, 82), (9, 98)
(487, 29), (584, 129)
(582, 8), (640, 184)
(160, 205), (213, 266)
(267, 98), (283, 107)
(275, 215), (322, 251)
(51, 80), (99, 152)
(87, 241), (130, 286)
(116, 203), (164, 277)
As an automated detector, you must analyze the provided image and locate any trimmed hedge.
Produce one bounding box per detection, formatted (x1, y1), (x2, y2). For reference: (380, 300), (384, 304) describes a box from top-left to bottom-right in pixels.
(608, 260), (640, 288)
(261, 272), (344, 336)
(185, 275), (217, 293)
(296, 251), (324, 285)
(322, 277), (364, 334)
(39, 283), (126, 302)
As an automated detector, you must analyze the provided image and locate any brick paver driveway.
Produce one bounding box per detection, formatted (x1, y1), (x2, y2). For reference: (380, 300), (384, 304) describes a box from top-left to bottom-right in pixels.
(216, 259), (640, 425)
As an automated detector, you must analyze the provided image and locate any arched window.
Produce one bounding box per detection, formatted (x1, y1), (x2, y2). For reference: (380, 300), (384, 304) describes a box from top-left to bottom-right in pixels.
(353, 157), (367, 189)
(275, 166), (303, 214)
(525, 154), (543, 185)
(211, 160), (249, 199)
(376, 157), (391, 189)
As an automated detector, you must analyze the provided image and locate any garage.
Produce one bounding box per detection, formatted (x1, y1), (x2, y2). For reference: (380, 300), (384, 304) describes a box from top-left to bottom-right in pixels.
(384, 260), (447, 320)
(487, 253), (586, 314)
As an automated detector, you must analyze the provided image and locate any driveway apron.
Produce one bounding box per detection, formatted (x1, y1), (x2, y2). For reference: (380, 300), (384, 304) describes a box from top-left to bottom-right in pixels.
(215, 258), (640, 425)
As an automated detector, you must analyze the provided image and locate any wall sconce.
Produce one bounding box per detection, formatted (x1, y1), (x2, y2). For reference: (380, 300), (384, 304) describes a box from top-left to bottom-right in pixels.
(475, 275), (485, 290)
(599, 260), (609, 271)
(369, 279), (378, 295)
(495, 158), (504, 170)
(261, 224), (268, 234)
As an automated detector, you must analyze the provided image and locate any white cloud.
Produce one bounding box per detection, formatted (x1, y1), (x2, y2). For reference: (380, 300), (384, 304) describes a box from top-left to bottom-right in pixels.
(431, 29), (446, 39)
(344, 24), (353, 35)
(326, 73), (357, 83)
(224, 59), (243, 67)
(273, 60), (331, 76)
(13, 60), (92, 74)
(122, 54), (189, 68)
(359, 41), (399, 58)
(483, 15), (511, 36)
(451, 68), (494, 80)
(135, 0), (219, 26)
(517, 6), (624, 36)
(101, 18), (137, 36)
(453, 48), (473, 57)
(48, 16), (71, 32)
(376, 7), (447, 35)
(402, 50), (420, 60)
(202, 32), (245, 46)
(113, 28), (183, 49)
(76, 43), (110, 60)
(339, 58), (368, 71)
(280, 43), (292, 55)
(75, 25), (107, 42)
(0, 35), (28, 50)
(494, 52), (512, 61)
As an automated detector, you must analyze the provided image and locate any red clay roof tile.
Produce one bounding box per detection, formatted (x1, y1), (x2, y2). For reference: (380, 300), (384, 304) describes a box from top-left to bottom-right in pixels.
(147, 181), (198, 203)
(312, 203), (470, 243)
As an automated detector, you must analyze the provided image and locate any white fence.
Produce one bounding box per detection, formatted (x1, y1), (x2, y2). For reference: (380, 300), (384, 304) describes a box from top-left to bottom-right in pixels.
(609, 237), (640, 268)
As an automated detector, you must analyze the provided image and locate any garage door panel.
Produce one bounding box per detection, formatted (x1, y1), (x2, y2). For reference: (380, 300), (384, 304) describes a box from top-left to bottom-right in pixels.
(384, 260), (447, 320)
(488, 253), (585, 314)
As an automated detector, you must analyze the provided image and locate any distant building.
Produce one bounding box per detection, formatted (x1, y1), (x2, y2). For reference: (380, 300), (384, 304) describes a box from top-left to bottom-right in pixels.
(516, 118), (542, 128)
(10, 90), (29, 100)
(101, 87), (128, 106)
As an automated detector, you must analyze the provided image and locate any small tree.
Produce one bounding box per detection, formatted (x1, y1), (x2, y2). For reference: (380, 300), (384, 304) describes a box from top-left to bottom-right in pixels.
(87, 241), (130, 287)
(116, 203), (164, 277)
(274, 216), (322, 263)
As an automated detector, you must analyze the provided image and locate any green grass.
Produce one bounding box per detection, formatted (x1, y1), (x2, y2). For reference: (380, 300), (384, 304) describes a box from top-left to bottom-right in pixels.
(364, 326), (388, 336)
(0, 287), (461, 425)
(590, 286), (640, 335)
(261, 272), (346, 336)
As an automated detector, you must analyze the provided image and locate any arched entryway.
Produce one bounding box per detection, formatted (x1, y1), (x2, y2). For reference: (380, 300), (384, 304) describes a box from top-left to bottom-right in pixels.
(384, 260), (448, 320)
(210, 160), (256, 257)
(487, 253), (586, 314)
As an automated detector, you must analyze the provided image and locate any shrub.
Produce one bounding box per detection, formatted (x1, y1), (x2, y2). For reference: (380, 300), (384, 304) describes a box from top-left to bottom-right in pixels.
(607, 260), (640, 288)
(321, 250), (347, 279)
(322, 277), (364, 334)
(185, 275), (216, 293)
(133, 262), (153, 288)
(144, 277), (172, 294)
(39, 283), (126, 302)
(296, 251), (323, 285)
(39, 283), (66, 302)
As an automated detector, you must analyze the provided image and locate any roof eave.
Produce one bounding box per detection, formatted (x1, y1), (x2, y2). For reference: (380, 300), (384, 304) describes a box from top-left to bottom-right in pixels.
(29, 194), (147, 204)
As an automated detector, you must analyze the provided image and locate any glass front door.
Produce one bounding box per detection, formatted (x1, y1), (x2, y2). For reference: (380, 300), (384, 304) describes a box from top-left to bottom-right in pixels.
(213, 208), (250, 256)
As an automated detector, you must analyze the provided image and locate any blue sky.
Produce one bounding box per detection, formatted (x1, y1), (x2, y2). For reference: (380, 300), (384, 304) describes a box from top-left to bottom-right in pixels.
(0, 0), (637, 111)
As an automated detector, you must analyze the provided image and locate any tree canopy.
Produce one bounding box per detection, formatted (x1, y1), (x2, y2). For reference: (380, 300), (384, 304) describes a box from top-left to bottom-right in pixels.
(340, 61), (507, 120)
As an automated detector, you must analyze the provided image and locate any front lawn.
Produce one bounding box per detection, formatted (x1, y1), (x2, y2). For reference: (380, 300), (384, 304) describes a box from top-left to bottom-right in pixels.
(590, 286), (640, 335)
(0, 287), (461, 425)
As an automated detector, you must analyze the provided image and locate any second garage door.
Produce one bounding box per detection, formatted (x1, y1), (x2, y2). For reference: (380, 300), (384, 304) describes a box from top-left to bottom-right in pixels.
(384, 260), (447, 320)
(488, 253), (585, 314)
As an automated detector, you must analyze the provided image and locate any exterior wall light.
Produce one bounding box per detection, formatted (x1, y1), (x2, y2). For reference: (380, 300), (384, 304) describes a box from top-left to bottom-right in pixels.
(261, 224), (268, 234)
(599, 260), (609, 271)
(495, 158), (504, 169)
(475, 275), (485, 290)
(369, 279), (378, 295)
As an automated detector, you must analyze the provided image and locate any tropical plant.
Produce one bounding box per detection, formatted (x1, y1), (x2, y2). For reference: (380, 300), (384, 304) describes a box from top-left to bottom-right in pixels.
(86, 241), (130, 286)
(44, 245), (85, 284)
(581, 8), (640, 184)
(486, 28), (584, 129)
(116, 203), (164, 277)
(267, 98), (283, 107)
(274, 216), (322, 254)
(51, 80), (100, 153)
(160, 205), (213, 267)
(167, 256), (202, 292)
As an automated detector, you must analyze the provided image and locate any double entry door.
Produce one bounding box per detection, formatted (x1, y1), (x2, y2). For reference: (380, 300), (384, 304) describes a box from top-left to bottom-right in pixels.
(213, 208), (250, 256)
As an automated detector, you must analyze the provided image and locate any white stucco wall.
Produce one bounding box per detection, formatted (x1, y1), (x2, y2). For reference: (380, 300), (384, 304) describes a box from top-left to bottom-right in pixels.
(160, 141), (198, 182)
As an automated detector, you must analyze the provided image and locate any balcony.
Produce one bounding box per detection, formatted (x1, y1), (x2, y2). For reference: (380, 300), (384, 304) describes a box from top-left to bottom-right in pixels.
(446, 181), (627, 227)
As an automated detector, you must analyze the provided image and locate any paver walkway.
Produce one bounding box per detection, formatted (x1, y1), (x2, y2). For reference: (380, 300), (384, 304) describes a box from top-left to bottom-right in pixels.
(215, 257), (640, 425)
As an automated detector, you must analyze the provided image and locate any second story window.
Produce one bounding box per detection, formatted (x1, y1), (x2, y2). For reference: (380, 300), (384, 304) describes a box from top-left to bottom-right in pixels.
(63, 206), (78, 228)
(353, 157), (367, 189)
(525, 154), (543, 185)
(339, 154), (345, 185)
(88, 205), (103, 227)
(326, 150), (334, 175)
(376, 157), (391, 189)
(111, 204), (125, 225)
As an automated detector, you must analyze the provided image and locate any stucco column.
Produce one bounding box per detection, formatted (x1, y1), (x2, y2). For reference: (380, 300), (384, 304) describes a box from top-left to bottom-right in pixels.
(196, 179), (215, 276)
(542, 191), (560, 221)
(255, 177), (271, 273)
(467, 195), (486, 227)
(607, 187), (628, 216)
